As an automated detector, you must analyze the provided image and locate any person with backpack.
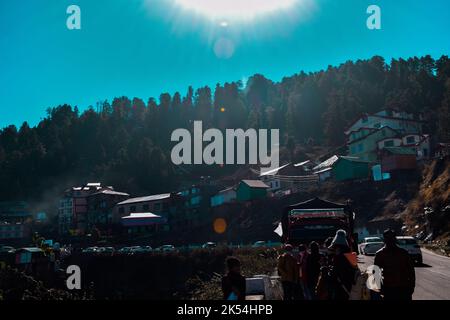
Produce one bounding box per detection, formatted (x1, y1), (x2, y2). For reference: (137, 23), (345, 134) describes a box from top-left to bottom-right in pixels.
(328, 229), (356, 300)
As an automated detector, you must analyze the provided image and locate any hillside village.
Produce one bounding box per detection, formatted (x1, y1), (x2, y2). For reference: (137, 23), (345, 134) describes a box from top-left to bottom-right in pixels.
(1, 109), (449, 247)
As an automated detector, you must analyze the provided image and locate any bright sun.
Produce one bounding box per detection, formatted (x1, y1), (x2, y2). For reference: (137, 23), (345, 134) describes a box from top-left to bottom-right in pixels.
(174, 0), (299, 20)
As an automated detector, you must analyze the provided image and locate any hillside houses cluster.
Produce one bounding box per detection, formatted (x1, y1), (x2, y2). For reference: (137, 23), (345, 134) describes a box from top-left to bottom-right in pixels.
(312, 109), (440, 183)
(55, 179), (276, 238)
(253, 109), (446, 193)
(0, 201), (47, 244)
(3, 109), (449, 243)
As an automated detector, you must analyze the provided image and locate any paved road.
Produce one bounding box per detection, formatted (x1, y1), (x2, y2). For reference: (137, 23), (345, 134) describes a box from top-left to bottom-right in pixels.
(358, 248), (450, 300)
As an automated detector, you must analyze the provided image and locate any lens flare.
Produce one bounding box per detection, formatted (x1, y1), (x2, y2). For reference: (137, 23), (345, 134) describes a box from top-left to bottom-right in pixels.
(213, 218), (227, 234)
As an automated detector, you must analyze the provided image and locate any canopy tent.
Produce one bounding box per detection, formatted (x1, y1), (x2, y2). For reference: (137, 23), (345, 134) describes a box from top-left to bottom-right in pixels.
(281, 198), (354, 244)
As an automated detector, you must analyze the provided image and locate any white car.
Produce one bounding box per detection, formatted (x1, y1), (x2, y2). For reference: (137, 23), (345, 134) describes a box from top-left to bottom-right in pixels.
(396, 236), (423, 264)
(97, 247), (115, 255)
(158, 245), (176, 252)
(0, 245), (15, 254)
(117, 247), (132, 254)
(82, 247), (99, 253)
(360, 237), (384, 255)
(252, 241), (267, 248)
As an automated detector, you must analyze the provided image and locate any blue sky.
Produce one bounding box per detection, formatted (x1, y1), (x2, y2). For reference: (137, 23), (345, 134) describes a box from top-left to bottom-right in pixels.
(0, 0), (449, 128)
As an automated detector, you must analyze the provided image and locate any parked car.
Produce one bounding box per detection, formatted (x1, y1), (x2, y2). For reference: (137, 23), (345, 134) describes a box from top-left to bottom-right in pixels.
(97, 247), (115, 255)
(128, 246), (144, 254)
(252, 241), (267, 248)
(361, 236), (382, 244)
(158, 244), (176, 252)
(360, 242), (384, 255)
(396, 236), (423, 264)
(141, 246), (153, 252)
(117, 247), (132, 254)
(82, 247), (99, 253)
(202, 242), (217, 249)
(360, 237), (384, 255)
(0, 245), (15, 254)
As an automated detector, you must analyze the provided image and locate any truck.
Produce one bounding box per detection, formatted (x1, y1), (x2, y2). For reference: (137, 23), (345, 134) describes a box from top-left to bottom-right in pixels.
(281, 198), (355, 247)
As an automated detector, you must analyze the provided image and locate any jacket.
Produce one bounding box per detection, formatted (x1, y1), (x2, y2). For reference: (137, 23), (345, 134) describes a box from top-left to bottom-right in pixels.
(278, 252), (299, 283)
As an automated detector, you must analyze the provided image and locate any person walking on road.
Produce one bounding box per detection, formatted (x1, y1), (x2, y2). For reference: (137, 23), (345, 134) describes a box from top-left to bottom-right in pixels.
(374, 229), (416, 301)
(277, 244), (299, 300)
(328, 229), (356, 300)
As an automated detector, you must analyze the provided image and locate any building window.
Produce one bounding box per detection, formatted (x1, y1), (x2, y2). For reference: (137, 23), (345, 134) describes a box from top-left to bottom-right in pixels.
(130, 205), (136, 213)
(119, 207), (124, 214)
(154, 203), (161, 211)
(384, 140), (394, 147)
(143, 204), (149, 211)
(406, 136), (415, 144)
(358, 144), (364, 152)
(191, 196), (201, 206)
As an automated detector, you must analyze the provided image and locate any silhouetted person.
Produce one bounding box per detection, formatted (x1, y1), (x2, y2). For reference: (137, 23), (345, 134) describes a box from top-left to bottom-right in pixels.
(222, 257), (246, 300)
(277, 244), (299, 300)
(306, 241), (322, 300)
(374, 229), (416, 301)
(328, 229), (355, 300)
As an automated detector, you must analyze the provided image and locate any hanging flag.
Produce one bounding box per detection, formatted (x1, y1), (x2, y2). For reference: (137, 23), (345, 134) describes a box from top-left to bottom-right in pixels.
(274, 222), (283, 237)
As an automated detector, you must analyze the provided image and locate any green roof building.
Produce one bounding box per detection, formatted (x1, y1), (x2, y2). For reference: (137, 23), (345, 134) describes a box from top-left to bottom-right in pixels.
(236, 180), (269, 202)
(314, 156), (370, 182)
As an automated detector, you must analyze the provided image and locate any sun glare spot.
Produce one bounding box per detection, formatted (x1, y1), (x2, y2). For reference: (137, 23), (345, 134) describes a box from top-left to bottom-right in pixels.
(174, 0), (299, 20)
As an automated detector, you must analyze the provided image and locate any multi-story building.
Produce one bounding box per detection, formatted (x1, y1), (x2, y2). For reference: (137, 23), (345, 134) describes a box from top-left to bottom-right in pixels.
(113, 193), (184, 232)
(178, 183), (221, 230)
(58, 183), (128, 236)
(345, 110), (425, 137)
(0, 201), (32, 223)
(0, 222), (29, 241)
(0, 201), (33, 242)
(86, 189), (129, 234)
(346, 110), (430, 162)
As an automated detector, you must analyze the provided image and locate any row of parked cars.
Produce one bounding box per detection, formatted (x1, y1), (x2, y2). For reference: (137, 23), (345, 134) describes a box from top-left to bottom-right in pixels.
(81, 240), (278, 255)
(0, 245), (15, 254)
(359, 236), (423, 264)
(82, 244), (177, 255)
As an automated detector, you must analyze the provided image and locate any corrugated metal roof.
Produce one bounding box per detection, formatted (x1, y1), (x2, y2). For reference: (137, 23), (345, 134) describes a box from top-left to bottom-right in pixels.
(117, 193), (171, 205)
(313, 155), (368, 172)
(260, 163), (291, 176)
(19, 247), (44, 253)
(93, 189), (130, 196)
(294, 160), (311, 167)
(121, 212), (162, 219)
(219, 186), (236, 193)
(383, 147), (416, 155)
(86, 182), (101, 187)
(313, 155), (339, 171)
(241, 180), (269, 189)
